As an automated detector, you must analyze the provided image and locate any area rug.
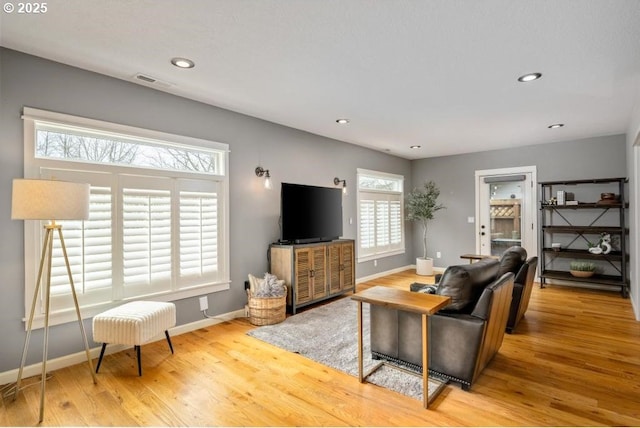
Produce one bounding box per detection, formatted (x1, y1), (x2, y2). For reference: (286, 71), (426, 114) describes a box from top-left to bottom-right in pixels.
(247, 296), (446, 402)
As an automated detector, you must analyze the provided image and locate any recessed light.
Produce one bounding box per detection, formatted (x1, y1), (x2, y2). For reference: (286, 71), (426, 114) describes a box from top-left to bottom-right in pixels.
(517, 72), (542, 82)
(410, 145), (421, 149)
(548, 123), (564, 129)
(336, 118), (350, 124)
(171, 57), (195, 69)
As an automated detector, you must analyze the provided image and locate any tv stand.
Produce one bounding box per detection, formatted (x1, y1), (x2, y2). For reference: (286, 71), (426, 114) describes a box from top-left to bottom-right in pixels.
(270, 239), (355, 314)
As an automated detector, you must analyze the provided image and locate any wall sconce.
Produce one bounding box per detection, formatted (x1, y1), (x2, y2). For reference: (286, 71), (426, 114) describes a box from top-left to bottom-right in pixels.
(334, 177), (347, 195)
(255, 166), (272, 190)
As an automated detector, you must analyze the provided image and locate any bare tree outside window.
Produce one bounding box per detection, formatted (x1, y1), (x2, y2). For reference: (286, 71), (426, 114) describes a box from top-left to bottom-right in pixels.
(36, 129), (220, 174)
(37, 131), (138, 164)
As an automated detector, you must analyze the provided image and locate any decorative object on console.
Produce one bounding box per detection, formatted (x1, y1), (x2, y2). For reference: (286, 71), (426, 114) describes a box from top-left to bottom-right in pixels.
(255, 166), (272, 190)
(569, 260), (596, 278)
(598, 193), (618, 204)
(406, 180), (446, 276)
(11, 178), (97, 423)
(588, 233), (613, 254)
(588, 245), (603, 254)
(333, 177), (347, 195)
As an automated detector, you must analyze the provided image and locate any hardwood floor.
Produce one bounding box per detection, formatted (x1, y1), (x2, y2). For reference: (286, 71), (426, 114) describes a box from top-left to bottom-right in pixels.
(2, 270), (639, 426)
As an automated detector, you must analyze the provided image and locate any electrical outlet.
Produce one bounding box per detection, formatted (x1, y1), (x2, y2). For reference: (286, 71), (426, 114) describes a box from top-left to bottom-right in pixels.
(374, 260), (378, 267)
(199, 296), (208, 311)
(436, 251), (441, 258)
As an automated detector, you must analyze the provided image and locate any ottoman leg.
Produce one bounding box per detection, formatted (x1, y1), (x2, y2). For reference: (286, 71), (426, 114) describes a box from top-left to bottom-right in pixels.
(96, 343), (107, 373)
(165, 330), (174, 354)
(135, 345), (142, 376)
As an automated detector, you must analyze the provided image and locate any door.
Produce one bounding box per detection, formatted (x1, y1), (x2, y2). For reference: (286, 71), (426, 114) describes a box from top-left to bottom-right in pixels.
(294, 248), (312, 304)
(310, 246), (327, 300)
(475, 166), (537, 258)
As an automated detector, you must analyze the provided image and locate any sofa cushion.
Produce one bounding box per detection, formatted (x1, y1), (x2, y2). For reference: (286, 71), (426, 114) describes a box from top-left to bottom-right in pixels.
(436, 258), (500, 312)
(497, 246), (527, 278)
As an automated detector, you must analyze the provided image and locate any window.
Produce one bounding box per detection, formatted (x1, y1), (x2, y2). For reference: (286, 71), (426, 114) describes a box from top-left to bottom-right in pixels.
(22, 107), (229, 327)
(357, 169), (405, 262)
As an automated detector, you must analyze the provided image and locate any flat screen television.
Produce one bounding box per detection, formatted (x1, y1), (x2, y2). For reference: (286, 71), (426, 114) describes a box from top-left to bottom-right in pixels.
(281, 182), (343, 244)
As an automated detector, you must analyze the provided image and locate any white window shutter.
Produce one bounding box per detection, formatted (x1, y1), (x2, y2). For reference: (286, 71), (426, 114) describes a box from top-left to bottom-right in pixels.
(122, 188), (172, 288)
(179, 191), (218, 282)
(50, 186), (113, 296)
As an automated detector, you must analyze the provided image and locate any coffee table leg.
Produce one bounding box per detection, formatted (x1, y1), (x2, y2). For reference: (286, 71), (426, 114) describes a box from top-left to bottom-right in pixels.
(422, 313), (429, 408)
(357, 301), (363, 382)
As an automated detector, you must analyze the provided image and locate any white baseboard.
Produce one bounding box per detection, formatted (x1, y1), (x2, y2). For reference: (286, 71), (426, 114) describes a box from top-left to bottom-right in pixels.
(0, 308), (245, 386)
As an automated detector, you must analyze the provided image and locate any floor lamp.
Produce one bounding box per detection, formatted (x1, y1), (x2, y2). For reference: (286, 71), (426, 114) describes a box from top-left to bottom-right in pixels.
(11, 178), (98, 423)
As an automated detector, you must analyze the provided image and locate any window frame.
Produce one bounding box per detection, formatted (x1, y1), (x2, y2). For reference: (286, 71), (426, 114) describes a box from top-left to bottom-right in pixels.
(21, 107), (230, 329)
(356, 168), (405, 263)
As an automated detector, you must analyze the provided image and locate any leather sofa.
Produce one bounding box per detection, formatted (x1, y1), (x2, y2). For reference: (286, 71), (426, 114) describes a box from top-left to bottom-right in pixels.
(506, 256), (538, 333)
(370, 248), (527, 390)
(413, 248), (536, 334)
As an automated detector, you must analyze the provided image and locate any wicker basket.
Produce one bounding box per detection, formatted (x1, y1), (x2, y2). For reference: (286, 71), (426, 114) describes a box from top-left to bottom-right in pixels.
(247, 286), (287, 326)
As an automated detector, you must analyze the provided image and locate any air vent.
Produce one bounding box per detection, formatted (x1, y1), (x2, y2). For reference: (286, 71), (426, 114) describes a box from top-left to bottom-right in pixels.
(133, 73), (173, 89)
(135, 73), (156, 83)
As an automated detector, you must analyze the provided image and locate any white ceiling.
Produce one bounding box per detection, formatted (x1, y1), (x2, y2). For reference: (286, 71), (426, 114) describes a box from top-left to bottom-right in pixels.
(2, 0), (640, 159)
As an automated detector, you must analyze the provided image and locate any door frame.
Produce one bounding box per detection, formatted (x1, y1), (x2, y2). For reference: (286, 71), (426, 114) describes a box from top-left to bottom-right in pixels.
(474, 166), (538, 258)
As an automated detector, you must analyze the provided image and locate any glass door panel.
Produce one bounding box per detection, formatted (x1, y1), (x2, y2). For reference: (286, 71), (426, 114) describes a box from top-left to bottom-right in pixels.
(489, 181), (523, 256)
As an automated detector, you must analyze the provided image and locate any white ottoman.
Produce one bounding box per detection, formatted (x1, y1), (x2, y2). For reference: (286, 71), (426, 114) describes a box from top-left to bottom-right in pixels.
(93, 301), (176, 376)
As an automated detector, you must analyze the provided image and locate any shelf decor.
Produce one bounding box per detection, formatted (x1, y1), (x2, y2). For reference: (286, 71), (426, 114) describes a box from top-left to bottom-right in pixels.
(569, 260), (596, 278)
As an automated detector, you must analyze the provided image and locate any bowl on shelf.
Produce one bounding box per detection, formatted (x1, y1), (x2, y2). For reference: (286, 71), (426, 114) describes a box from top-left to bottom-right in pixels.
(570, 270), (595, 278)
(569, 260), (596, 278)
(551, 243), (561, 252)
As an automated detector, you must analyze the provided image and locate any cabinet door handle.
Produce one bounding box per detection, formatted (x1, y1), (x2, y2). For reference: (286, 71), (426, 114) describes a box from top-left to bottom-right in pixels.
(310, 269), (315, 278)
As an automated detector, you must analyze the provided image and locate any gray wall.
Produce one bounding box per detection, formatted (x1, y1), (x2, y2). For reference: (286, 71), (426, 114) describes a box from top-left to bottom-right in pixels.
(0, 48), (413, 372)
(411, 135), (628, 269)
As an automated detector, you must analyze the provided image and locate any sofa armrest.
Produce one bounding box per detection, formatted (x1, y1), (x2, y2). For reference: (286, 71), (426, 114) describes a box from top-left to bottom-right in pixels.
(471, 272), (514, 320)
(427, 313), (485, 383)
(507, 282), (524, 329)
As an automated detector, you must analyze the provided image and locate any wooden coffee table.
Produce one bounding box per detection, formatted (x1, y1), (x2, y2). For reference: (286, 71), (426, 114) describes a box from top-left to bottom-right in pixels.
(351, 286), (451, 408)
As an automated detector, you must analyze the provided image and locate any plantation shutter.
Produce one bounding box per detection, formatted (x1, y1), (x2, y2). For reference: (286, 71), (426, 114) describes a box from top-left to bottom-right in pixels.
(390, 200), (402, 245)
(50, 186), (113, 295)
(359, 199), (376, 257)
(122, 188), (172, 292)
(179, 191), (218, 282)
(376, 200), (390, 247)
(357, 169), (405, 262)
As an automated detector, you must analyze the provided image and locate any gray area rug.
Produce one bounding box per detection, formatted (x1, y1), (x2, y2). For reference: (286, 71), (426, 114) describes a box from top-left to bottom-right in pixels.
(247, 296), (446, 402)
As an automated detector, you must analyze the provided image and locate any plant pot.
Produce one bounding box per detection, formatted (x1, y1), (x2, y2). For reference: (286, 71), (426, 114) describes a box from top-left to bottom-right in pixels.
(416, 257), (434, 276)
(570, 270), (595, 278)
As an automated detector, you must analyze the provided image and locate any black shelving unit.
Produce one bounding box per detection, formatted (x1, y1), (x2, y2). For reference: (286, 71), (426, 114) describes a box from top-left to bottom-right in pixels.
(539, 177), (629, 298)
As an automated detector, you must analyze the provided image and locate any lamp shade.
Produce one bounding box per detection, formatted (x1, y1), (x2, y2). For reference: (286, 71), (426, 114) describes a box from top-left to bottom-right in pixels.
(12, 179), (90, 221)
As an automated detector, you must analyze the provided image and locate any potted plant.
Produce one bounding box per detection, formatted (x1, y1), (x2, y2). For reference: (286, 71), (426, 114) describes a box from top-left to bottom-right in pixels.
(406, 180), (446, 276)
(569, 260), (596, 278)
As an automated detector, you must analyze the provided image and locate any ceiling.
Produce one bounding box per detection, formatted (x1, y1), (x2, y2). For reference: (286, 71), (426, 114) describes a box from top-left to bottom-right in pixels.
(1, 0), (640, 159)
